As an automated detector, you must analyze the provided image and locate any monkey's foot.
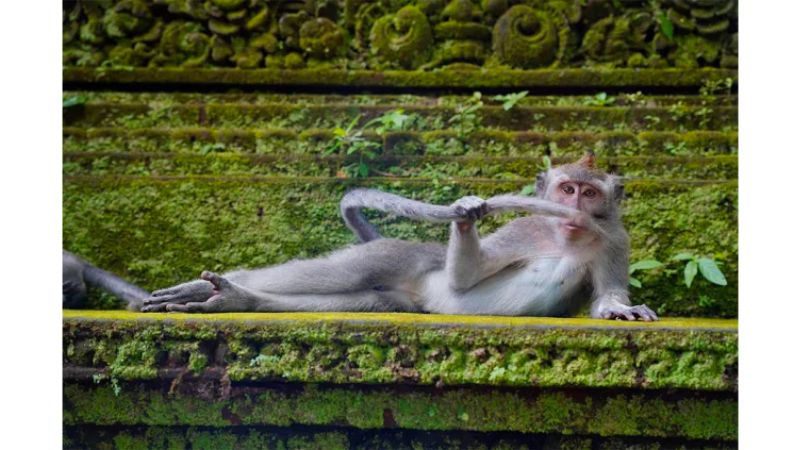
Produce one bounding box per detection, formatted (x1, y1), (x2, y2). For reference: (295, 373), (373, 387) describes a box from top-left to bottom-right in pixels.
(141, 279), (214, 312)
(154, 271), (253, 313)
(597, 304), (658, 322)
(452, 195), (488, 222)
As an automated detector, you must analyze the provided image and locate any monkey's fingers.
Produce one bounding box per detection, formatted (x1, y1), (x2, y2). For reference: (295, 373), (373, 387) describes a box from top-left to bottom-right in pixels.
(630, 304), (658, 322)
(200, 271), (234, 293)
(151, 280), (209, 297)
(141, 303), (169, 312)
(143, 290), (205, 306)
(166, 295), (224, 313)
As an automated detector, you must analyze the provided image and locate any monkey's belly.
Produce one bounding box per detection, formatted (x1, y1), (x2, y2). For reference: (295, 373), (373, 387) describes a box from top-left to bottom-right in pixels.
(423, 258), (587, 316)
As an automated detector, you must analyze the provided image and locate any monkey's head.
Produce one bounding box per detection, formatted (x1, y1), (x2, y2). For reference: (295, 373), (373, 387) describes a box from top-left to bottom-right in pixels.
(536, 153), (624, 241)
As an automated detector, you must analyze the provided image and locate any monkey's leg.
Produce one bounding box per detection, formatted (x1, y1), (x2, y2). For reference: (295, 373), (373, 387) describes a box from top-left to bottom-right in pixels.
(221, 239), (442, 296)
(145, 272), (418, 313)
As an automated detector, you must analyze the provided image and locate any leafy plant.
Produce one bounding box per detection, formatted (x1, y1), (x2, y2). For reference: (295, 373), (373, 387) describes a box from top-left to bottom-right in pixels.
(657, 11), (674, 40)
(672, 253), (727, 287)
(63, 95), (87, 108)
(628, 259), (663, 288)
(584, 92), (616, 107)
(492, 90), (529, 111)
(448, 92), (484, 139)
(324, 109), (414, 178)
(700, 78), (734, 97)
(324, 115), (380, 178)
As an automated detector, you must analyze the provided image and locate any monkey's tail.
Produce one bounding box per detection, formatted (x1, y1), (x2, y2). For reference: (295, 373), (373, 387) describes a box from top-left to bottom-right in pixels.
(340, 188), (456, 242)
(80, 257), (150, 311)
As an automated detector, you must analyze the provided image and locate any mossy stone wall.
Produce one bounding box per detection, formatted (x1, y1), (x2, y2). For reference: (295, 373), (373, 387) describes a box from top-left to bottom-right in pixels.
(64, 0), (737, 70)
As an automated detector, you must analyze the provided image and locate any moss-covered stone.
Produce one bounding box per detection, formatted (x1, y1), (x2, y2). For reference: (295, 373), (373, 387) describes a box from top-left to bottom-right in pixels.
(63, 311), (737, 390)
(63, 67), (738, 89)
(63, 0), (737, 70)
(63, 381), (736, 440)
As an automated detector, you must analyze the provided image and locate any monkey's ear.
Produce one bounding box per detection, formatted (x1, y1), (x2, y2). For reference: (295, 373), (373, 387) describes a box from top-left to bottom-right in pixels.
(577, 151), (596, 169)
(613, 179), (625, 204)
(535, 171), (547, 197)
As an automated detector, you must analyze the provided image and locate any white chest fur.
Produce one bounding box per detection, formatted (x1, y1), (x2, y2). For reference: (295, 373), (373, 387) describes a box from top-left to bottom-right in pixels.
(424, 255), (590, 316)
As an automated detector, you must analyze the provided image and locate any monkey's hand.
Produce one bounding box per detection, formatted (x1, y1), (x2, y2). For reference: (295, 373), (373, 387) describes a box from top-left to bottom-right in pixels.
(451, 196), (488, 223)
(141, 279), (214, 312)
(592, 300), (659, 322)
(143, 271), (257, 313)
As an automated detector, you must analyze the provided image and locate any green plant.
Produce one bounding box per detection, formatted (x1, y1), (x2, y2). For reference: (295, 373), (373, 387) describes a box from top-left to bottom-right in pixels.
(323, 109), (414, 178)
(448, 92), (484, 139)
(700, 78), (734, 97)
(63, 95), (87, 108)
(656, 11), (674, 40)
(492, 90), (529, 111)
(584, 92), (616, 107)
(199, 143), (226, 155)
(324, 115), (380, 178)
(672, 252), (728, 287)
(628, 259), (663, 288)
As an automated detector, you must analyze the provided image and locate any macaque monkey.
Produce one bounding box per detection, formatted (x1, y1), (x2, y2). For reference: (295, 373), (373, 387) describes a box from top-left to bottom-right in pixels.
(140, 154), (657, 321)
(62, 250), (148, 311)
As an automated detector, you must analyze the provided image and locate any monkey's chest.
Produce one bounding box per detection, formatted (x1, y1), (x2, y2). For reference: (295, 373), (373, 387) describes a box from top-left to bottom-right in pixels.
(469, 257), (588, 315)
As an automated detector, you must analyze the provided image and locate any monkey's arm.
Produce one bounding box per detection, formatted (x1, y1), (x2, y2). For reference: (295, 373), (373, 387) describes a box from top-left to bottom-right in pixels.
(445, 196), (562, 291)
(588, 232), (658, 321)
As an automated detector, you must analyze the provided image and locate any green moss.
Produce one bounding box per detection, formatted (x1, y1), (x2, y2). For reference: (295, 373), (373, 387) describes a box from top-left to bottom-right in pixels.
(64, 312), (737, 390)
(369, 6), (433, 69)
(492, 5), (565, 68)
(63, 67), (738, 89)
(63, 381), (736, 440)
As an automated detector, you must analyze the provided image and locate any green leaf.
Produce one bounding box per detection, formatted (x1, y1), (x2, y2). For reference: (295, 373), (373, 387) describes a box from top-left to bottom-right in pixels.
(658, 11), (674, 40)
(542, 155), (552, 170)
(63, 95), (87, 108)
(345, 115), (361, 132)
(629, 277), (642, 288)
(672, 252), (694, 261)
(358, 163), (369, 177)
(519, 184), (536, 196)
(629, 259), (663, 273)
(333, 127), (346, 137)
(698, 258), (728, 286)
(684, 260), (698, 288)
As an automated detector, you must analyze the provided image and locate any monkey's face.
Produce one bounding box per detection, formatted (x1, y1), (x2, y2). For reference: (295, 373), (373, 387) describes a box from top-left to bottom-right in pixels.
(546, 175), (610, 242)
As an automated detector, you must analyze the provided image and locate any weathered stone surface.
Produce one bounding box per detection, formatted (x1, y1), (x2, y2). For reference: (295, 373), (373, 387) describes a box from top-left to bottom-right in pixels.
(64, 312), (737, 390)
(63, 312), (738, 446)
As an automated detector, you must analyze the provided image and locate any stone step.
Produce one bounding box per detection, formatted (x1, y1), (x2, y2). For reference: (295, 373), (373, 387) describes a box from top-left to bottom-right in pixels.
(64, 101), (736, 132)
(63, 178), (737, 317)
(62, 425), (736, 450)
(65, 91), (739, 108)
(63, 127), (737, 157)
(64, 68), (738, 91)
(63, 152), (738, 181)
(63, 312), (737, 443)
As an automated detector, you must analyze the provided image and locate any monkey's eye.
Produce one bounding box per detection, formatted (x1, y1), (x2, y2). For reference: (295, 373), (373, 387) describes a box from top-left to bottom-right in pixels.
(561, 184), (575, 194)
(583, 188), (597, 198)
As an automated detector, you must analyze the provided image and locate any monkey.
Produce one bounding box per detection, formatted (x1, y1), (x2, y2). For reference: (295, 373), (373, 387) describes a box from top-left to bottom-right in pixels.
(62, 250), (148, 311)
(140, 154), (657, 321)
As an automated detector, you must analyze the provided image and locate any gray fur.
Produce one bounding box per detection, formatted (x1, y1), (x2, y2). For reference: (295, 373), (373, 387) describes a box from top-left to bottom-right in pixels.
(142, 158), (657, 321)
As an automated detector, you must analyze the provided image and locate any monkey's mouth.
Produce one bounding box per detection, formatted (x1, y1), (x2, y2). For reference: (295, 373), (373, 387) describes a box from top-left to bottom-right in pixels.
(562, 221), (586, 233)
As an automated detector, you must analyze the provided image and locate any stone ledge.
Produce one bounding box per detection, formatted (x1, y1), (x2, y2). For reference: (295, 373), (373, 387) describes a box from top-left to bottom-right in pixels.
(63, 311), (737, 391)
(63, 68), (738, 90)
